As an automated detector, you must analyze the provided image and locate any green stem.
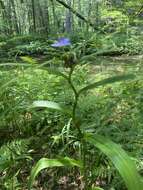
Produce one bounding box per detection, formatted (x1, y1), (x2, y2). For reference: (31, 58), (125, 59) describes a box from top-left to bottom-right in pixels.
(68, 67), (82, 135)
(68, 66), (87, 188)
(82, 140), (88, 189)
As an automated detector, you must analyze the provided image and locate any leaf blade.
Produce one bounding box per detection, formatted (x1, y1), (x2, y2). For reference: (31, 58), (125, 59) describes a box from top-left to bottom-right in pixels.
(28, 157), (82, 190)
(85, 133), (143, 190)
(79, 74), (135, 94)
(32, 100), (71, 115)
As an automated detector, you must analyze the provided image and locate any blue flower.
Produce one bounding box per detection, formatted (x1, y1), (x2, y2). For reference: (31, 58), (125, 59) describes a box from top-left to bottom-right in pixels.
(51, 38), (71, 47)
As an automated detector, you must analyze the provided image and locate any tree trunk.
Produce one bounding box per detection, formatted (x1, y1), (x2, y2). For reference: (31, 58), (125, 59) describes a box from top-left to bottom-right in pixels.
(11, 0), (20, 34)
(50, 0), (59, 32)
(55, 0), (104, 33)
(0, 0), (8, 34)
(78, 0), (82, 27)
(31, 0), (36, 32)
(65, 0), (72, 33)
(43, 0), (50, 34)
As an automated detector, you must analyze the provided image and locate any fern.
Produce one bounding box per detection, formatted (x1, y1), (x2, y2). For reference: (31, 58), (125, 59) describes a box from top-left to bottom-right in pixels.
(0, 139), (31, 172)
(0, 139), (32, 189)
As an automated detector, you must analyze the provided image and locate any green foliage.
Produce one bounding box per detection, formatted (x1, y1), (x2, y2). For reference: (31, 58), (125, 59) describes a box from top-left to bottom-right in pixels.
(7, 35), (46, 46)
(0, 1), (143, 188)
(0, 139), (31, 189)
(80, 31), (143, 59)
(85, 133), (143, 190)
(28, 132), (143, 190)
(1, 50), (143, 189)
(79, 74), (135, 94)
(0, 139), (30, 171)
(9, 41), (49, 56)
(0, 35), (57, 59)
(32, 100), (71, 116)
(101, 10), (128, 32)
(28, 157), (83, 189)
(25, 54), (143, 189)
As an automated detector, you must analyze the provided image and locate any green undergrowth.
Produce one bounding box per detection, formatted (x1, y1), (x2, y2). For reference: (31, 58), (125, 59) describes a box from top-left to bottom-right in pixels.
(0, 28), (143, 64)
(0, 62), (143, 189)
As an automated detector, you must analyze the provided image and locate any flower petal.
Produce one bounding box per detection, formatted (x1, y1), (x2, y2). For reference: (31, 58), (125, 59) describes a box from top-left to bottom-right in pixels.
(51, 38), (71, 47)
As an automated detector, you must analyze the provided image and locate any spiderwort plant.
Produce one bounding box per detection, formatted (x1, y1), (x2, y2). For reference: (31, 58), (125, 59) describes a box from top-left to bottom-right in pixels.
(51, 38), (79, 128)
(28, 38), (143, 190)
(52, 38), (80, 129)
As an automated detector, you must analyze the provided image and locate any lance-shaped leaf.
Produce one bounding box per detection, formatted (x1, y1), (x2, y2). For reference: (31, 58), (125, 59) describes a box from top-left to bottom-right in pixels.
(28, 157), (82, 190)
(84, 133), (143, 190)
(32, 100), (71, 115)
(78, 74), (135, 95)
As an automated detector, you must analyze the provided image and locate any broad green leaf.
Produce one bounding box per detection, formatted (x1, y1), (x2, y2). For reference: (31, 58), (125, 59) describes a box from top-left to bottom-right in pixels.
(28, 157), (82, 190)
(33, 100), (62, 110)
(32, 100), (71, 115)
(21, 56), (37, 64)
(78, 74), (135, 94)
(85, 133), (143, 190)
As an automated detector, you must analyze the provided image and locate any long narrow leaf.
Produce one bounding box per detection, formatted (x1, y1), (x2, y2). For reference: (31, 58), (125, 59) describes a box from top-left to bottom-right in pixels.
(28, 157), (82, 190)
(85, 133), (143, 190)
(33, 100), (62, 110)
(79, 74), (135, 94)
(32, 100), (71, 115)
